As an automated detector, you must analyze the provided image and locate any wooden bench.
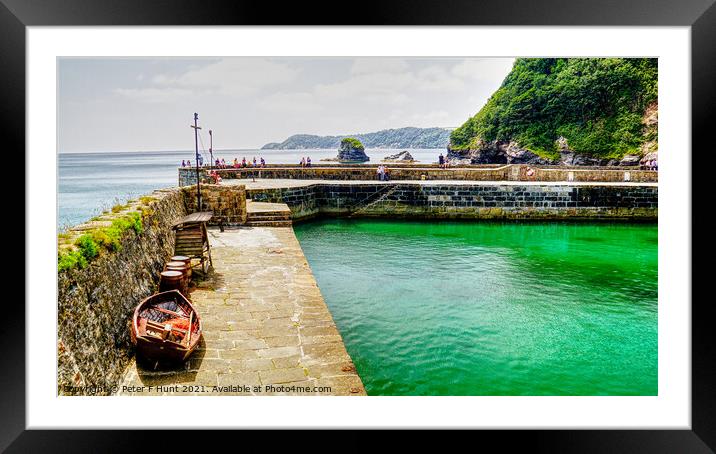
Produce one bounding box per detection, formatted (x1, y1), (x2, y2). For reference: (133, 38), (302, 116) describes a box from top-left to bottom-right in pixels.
(172, 211), (213, 274)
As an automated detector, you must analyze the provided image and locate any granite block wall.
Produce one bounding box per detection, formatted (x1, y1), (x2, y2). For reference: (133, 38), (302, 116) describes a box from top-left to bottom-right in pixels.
(181, 184), (247, 226)
(179, 165), (658, 185)
(57, 188), (187, 395)
(247, 183), (658, 221)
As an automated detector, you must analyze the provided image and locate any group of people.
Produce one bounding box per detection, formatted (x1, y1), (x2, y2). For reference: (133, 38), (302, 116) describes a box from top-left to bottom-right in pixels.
(642, 159), (658, 171)
(181, 156), (267, 169)
(299, 157), (312, 167)
(376, 165), (391, 181)
(437, 153), (451, 168)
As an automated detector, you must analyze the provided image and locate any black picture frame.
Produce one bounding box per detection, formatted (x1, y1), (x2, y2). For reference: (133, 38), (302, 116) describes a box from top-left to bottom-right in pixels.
(6, 0), (713, 451)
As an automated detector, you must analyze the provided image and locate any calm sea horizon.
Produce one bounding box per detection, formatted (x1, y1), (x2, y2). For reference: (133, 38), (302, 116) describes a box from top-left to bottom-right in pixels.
(58, 148), (445, 229)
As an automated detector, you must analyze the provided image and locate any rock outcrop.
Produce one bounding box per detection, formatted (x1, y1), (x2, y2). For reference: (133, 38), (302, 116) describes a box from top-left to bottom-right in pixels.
(447, 139), (556, 165)
(337, 138), (369, 162)
(382, 150), (415, 162)
(448, 124), (657, 167)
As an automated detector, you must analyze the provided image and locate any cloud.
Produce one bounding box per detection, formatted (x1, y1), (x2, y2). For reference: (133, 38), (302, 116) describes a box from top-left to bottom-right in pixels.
(414, 66), (465, 91)
(258, 92), (324, 114)
(451, 58), (515, 83)
(164, 58), (300, 96)
(113, 87), (193, 103)
(350, 58), (409, 75)
(117, 58), (301, 102)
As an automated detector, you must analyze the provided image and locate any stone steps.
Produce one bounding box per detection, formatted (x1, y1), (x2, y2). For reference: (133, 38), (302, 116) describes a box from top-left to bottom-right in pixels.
(248, 214), (291, 221)
(246, 210), (292, 227)
(246, 200), (293, 227)
(245, 219), (293, 227)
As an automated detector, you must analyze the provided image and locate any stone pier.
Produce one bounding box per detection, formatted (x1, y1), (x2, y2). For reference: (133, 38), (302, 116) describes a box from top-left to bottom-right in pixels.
(119, 225), (365, 396)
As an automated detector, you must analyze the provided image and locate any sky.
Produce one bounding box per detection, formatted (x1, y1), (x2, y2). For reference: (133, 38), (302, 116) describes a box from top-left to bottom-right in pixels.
(58, 57), (514, 152)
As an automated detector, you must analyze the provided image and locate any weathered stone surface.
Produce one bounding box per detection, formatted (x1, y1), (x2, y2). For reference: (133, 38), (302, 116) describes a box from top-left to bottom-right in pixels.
(246, 181), (658, 222)
(57, 188), (186, 396)
(118, 227), (366, 396)
(181, 183), (247, 226)
(619, 154), (642, 166)
(447, 136), (649, 167)
(179, 163), (658, 186)
(504, 141), (554, 165)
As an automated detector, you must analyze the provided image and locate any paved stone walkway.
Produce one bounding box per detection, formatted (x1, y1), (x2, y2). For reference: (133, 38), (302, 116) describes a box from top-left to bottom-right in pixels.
(224, 178), (658, 190)
(119, 226), (365, 396)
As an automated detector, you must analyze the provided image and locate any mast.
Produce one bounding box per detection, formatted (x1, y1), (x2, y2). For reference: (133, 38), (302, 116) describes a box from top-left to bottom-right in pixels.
(209, 129), (213, 169)
(190, 113), (202, 211)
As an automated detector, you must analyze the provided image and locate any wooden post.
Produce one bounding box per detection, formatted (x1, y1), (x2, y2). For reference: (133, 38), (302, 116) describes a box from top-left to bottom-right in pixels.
(190, 113), (202, 211)
(209, 129), (213, 170)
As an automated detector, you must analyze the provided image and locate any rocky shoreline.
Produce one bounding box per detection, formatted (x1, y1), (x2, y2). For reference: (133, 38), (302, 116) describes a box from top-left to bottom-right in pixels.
(447, 138), (658, 167)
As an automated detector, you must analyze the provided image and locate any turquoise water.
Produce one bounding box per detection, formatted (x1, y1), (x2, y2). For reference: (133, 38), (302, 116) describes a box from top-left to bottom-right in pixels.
(294, 220), (658, 396)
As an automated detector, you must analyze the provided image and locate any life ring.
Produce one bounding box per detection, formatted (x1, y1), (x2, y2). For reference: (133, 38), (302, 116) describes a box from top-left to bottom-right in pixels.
(526, 168), (535, 177)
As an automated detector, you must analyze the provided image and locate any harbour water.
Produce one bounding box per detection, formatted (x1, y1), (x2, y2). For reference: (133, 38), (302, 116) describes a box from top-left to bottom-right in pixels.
(294, 219), (658, 396)
(58, 148), (444, 228)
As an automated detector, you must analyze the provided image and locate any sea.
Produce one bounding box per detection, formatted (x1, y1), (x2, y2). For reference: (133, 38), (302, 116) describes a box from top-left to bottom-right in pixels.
(58, 148), (444, 229)
(295, 219), (658, 396)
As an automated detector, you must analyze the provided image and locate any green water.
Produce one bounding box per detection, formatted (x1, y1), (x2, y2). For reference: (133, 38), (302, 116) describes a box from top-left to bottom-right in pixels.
(293, 219), (658, 396)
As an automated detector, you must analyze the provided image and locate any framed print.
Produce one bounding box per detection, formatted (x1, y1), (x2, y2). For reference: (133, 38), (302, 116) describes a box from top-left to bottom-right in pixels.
(7, 0), (715, 450)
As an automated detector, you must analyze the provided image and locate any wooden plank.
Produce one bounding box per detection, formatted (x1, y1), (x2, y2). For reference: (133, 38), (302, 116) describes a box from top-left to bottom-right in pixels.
(172, 211), (213, 227)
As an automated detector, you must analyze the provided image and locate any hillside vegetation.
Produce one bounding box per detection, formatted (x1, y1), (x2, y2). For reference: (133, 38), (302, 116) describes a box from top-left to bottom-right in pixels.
(449, 58), (658, 161)
(263, 127), (450, 150)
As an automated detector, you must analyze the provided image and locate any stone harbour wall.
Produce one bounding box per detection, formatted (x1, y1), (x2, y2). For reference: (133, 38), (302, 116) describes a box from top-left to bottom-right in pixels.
(57, 188), (187, 395)
(178, 164), (658, 185)
(247, 183), (658, 221)
(57, 184), (252, 395)
(181, 183), (247, 226)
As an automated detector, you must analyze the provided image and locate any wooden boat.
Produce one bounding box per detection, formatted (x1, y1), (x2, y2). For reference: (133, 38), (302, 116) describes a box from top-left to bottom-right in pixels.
(131, 290), (202, 363)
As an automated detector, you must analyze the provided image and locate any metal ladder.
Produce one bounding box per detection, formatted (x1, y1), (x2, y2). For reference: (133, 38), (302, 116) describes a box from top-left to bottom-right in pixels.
(349, 184), (400, 217)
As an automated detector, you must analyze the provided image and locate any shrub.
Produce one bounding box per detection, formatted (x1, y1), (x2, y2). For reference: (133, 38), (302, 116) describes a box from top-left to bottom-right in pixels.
(341, 137), (365, 150)
(75, 234), (99, 260)
(58, 250), (87, 272)
(58, 211), (145, 271)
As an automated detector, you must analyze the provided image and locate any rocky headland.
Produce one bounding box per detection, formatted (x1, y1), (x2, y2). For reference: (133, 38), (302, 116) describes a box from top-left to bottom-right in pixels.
(447, 58), (659, 167)
(262, 127), (450, 150)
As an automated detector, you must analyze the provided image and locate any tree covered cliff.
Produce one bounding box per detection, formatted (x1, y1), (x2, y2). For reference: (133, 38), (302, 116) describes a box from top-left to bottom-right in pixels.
(262, 127), (451, 150)
(449, 58), (658, 162)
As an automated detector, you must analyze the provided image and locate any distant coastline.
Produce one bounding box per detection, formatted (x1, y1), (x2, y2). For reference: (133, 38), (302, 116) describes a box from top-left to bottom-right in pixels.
(262, 127), (451, 150)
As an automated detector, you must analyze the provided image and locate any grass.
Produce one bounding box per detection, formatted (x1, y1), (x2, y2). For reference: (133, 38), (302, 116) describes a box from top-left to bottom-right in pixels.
(58, 199), (149, 273)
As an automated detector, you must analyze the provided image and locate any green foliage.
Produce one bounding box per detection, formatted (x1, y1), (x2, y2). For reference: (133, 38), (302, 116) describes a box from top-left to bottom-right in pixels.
(450, 58), (658, 157)
(57, 211), (144, 272)
(341, 137), (365, 150)
(58, 250), (87, 272)
(91, 212), (143, 251)
(75, 234), (98, 260)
